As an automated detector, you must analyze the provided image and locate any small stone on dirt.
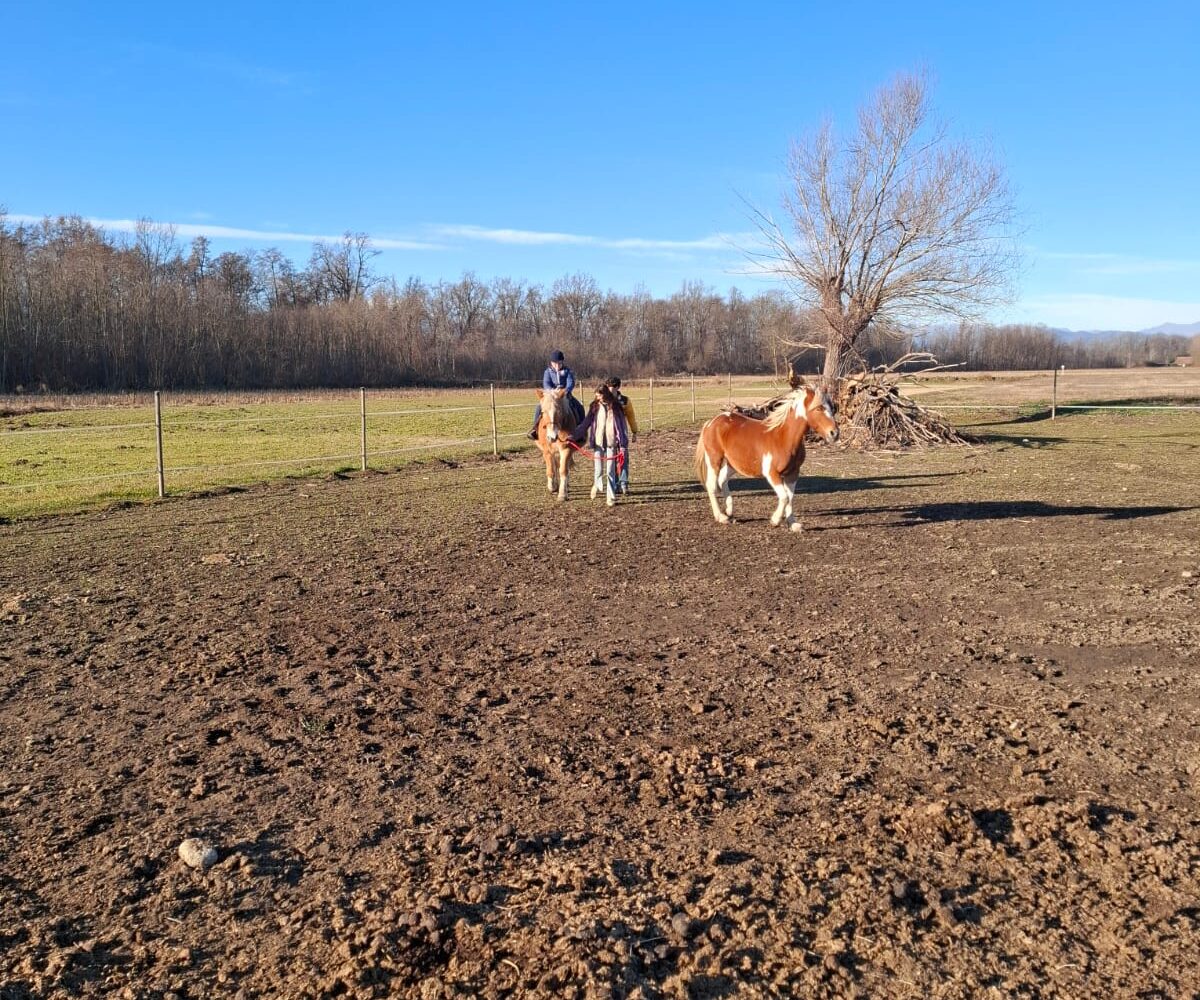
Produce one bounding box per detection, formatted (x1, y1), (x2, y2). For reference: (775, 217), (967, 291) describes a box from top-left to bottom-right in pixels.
(178, 838), (219, 870)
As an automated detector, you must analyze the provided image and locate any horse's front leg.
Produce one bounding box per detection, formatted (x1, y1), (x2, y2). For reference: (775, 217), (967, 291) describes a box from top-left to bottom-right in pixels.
(556, 446), (570, 501)
(543, 445), (556, 495)
(769, 474), (799, 530)
(782, 477), (800, 532)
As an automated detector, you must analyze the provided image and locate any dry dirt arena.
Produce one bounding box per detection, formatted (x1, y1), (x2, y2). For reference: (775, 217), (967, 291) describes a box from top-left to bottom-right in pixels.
(2, 410), (1199, 999)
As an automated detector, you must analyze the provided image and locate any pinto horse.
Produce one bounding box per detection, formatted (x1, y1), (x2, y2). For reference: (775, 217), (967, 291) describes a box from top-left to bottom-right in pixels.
(535, 387), (578, 501)
(694, 383), (838, 531)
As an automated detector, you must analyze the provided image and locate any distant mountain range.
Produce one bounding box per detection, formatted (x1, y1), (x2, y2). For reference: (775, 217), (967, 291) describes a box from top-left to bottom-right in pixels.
(1051, 321), (1200, 339)
(1140, 321), (1200, 336)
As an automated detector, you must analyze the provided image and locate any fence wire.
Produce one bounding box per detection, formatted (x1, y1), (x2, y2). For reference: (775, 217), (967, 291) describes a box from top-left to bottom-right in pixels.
(3, 373), (1198, 511)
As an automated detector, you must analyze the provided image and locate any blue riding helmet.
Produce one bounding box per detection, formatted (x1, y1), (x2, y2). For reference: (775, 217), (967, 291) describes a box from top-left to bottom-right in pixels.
(549, 349), (565, 362)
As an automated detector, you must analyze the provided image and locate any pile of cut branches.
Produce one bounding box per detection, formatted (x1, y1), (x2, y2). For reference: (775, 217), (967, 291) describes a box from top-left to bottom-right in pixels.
(833, 353), (973, 449)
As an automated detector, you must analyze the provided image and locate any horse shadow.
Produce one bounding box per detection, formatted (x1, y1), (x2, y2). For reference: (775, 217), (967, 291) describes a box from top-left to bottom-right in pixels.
(819, 499), (1196, 527)
(632, 471), (964, 506)
(959, 396), (1200, 447)
(964, 430), (1069, 448)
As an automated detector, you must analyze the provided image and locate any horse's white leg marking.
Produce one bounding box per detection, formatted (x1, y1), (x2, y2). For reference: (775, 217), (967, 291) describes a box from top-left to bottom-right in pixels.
(761, 453), (788, 525)
(783, 478), (801, 531)
(704, 451), (729, 524)
(557, 447), (570, 501)
(767, 470), (789, 527)
(717, 461), (733, 516)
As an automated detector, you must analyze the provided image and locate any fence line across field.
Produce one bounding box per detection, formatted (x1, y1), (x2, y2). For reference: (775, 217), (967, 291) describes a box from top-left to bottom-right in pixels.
(2, 420), (158, 437)
(4, 369), (1198, 508)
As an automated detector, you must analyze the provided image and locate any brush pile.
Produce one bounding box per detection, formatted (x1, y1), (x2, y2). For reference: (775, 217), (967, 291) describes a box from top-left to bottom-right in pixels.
(833, 353), (973, 449)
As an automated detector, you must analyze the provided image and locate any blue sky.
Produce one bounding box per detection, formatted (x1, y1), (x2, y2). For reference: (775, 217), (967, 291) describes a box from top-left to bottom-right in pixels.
(3, 0), (1198, 331)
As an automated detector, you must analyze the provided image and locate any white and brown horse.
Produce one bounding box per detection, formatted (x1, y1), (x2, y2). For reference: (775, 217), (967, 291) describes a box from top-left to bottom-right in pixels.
(694, 384), (838, 531)
(535, 387), (578, 501)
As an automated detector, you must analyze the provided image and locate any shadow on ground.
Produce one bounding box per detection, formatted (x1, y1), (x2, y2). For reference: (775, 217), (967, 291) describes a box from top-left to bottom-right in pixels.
(821, 499), (1196, 527)
(632, 472), (966, 505)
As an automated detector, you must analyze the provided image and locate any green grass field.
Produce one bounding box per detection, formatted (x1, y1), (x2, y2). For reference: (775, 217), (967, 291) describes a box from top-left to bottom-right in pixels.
(3, 369), (1197, 519)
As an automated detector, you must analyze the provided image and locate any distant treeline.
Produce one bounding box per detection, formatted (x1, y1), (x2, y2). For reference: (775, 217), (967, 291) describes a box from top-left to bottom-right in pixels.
(915, 323), (1193, 372)
(0, 214), (1192, 392)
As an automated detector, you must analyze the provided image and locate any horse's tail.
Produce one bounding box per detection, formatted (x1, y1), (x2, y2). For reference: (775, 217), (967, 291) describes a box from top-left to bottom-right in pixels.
(694, 424), (710, 482)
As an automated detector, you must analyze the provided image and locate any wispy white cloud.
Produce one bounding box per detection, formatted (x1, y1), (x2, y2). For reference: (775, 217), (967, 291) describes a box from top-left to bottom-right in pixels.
(1032, 247), (1200, 276)
(428, 224), (750, 254)
(1079, 258), (1200, 276)
(1032, 249), (1122, 261)
(8, 212), (759, 261)
(121, 42), (309, 92)
(7, 214), (442, 251)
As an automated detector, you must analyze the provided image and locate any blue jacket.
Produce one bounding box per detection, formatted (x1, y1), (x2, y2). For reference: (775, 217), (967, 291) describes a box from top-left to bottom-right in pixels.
(542, 365), (576, 394)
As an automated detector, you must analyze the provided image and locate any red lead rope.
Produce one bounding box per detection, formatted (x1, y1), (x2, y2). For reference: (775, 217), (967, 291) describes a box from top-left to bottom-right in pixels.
(564, 439), (626, 475)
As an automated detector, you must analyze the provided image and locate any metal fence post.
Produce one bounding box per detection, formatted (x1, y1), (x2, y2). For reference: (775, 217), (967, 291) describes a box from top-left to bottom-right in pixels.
(154, 390), (165, 498)
(649, 376), (655, 431)
(690, 373), (696, 422)
(360, 387), (368, 470)
(490, 383), (499, 456)
(1051, 367), (1058, 420)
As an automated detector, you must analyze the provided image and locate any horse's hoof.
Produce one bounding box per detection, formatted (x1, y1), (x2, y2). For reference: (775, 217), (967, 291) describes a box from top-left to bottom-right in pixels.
(606, 498), (616, 508)
(789, 522), (803, 533)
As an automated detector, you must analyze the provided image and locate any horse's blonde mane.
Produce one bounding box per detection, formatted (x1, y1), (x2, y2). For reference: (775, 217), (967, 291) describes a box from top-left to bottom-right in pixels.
(761, 387), (810, 431)
(542, 390), (578, 437)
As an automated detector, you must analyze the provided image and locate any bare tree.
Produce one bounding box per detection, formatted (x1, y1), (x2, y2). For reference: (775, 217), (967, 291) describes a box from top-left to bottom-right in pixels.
(752, 71), (1020, 381)
(308, 232), (379, 302)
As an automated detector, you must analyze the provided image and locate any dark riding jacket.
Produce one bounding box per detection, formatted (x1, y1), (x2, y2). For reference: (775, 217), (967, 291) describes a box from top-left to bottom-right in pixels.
(542, 365), (576, 394)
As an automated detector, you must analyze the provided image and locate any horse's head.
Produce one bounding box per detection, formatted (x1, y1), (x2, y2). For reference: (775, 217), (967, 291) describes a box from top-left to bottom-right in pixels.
(804, 386), (839, 443)
(537, 387), (569, 443)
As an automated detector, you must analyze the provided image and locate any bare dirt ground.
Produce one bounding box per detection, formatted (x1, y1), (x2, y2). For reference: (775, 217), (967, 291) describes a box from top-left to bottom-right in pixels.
(2, 409), (1199, 999)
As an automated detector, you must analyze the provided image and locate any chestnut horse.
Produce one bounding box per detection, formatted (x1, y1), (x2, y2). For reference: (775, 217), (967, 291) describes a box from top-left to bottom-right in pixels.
(694, 384), (838, 531)
(535, 387), (578, 501)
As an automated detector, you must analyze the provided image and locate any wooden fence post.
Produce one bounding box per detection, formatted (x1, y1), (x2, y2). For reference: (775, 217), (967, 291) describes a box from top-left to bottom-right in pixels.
(490, 383), (499, 456)
(1051, 366), (1058, 420)
(690, 373), (696, 422)
(360, 387), (368, 470)
(649, 376), (655, 431)
(154, 390), (165, 498)
(728, 372), (733, 407)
